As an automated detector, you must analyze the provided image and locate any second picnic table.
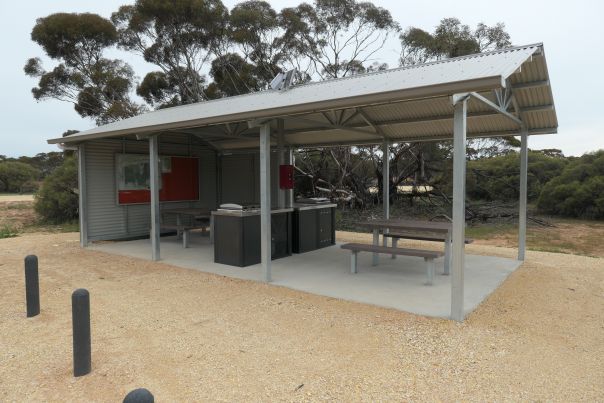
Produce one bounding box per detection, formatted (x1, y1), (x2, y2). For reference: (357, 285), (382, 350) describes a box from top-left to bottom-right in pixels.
(358, 219), (453, 274)
(161, 207), (212, 241)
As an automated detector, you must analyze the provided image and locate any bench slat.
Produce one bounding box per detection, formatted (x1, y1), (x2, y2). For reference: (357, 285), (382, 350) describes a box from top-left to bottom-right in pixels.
(341, 243), (443, 259)
(383, 232), (473, 244)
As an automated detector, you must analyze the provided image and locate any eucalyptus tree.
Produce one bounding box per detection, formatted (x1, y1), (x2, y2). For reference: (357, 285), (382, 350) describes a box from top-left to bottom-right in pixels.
(24, 13), (142, 125)
(278, 0), (399, 80)
(400, 17), (511, 66)
(395, 18), (515, 208)
(112, 0), (229, 108)
(206, 0), (286, 97)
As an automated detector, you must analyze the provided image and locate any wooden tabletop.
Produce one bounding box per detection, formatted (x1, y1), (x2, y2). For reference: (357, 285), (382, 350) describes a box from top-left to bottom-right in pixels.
(161, 207), (211, 217)
(358, 219), (451, 233)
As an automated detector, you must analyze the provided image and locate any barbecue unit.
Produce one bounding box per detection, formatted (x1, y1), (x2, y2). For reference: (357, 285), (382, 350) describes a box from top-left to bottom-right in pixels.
(212, 204), (293, 267)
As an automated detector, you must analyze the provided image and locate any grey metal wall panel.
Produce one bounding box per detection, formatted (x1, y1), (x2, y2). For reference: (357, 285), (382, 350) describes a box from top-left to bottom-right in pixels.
(221, 154), (256, 205)
(220, 151), (280, 207)
(85, 140), (127, 240)
(195, 149), (217, 209)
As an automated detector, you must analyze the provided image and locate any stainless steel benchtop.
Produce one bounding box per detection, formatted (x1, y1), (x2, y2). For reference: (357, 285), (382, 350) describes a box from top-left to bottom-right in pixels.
(212, 207), (294, 217)
(293, 203), (337, 211)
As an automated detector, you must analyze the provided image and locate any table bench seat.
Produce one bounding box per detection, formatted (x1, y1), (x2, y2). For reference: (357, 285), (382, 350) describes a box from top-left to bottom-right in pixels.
(159, 224), (209, 248)
(341, 243), (444, 285)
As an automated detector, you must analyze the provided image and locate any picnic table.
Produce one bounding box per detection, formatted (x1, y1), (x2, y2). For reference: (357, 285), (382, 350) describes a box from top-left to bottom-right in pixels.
(161, 207), (213, 242)
(358, 219), (453, 274)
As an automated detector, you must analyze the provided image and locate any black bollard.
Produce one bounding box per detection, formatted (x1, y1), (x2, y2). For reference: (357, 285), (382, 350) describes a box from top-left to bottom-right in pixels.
(72, 288), (91, 377)
(123, 388), (154, 403)
(24, 255), (40, 317)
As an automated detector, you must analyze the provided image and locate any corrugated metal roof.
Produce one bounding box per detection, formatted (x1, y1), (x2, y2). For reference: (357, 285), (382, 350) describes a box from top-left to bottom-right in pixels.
(49, 43), (557, 147)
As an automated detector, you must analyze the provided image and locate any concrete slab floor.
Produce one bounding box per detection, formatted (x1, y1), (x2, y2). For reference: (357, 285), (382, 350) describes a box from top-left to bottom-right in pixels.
(90, 234), (522, 319)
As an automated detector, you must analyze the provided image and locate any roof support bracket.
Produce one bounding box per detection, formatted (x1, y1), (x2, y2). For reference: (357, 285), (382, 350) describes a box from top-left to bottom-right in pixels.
(357, 108), (387, 140)
(468, 92), (523, 126)
(289, 115), (382, 138)
(451, 93), (471, 105)
(248, 118), (272, 129)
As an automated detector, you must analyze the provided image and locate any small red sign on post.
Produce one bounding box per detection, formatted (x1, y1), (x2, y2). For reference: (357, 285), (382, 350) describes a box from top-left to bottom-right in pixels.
(279, 164), (294, 189)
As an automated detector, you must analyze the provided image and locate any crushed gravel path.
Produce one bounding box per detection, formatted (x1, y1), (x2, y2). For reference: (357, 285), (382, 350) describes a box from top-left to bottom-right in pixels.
(1, 232), (602, 401)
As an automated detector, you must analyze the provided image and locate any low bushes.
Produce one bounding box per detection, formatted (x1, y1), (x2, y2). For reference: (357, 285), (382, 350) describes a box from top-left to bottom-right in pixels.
(34, 156), (79, 223)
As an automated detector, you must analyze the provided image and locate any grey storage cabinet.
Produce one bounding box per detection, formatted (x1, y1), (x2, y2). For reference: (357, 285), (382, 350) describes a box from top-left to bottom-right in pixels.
(213, 211), (292, 267)
(292, 206), (336, 253)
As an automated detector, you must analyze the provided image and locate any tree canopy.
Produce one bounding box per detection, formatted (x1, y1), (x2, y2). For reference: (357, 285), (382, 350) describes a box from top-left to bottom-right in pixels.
(399, 18), (511, 65)
(25, 13), (143, 125)
(279, 0), (398, 80)
(112, 0), (229, 107)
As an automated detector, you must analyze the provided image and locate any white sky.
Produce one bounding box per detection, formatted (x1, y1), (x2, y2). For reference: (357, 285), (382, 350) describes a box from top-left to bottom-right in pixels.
(1, 0), (602, 157)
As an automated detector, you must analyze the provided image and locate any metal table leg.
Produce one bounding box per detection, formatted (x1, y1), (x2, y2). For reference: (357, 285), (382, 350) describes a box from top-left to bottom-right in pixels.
(209, 214), (214, 244)
(444, 230), (452, 275)
(176, 214), (182, 240)
(372, 228), (379, 266)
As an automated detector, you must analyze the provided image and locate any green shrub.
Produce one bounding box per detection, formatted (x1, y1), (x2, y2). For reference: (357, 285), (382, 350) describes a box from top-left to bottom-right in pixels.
(34, 156), (79, 223)
(465, 150), (567, 201)
(0, 161), (39, 193)
(537, 150), (604, 219)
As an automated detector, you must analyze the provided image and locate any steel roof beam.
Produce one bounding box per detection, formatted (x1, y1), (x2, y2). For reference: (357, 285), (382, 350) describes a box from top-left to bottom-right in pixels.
(206, 126), (557, 150)
(511, 79), (550, 90)
(280, 104), (552, 137)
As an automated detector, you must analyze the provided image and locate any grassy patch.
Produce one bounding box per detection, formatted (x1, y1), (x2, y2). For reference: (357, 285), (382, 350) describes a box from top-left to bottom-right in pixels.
(22, 221), (79, 234)
(5, 202), (32, 210)
(465, 223), (516, 239)
(0, 225), (18, 239)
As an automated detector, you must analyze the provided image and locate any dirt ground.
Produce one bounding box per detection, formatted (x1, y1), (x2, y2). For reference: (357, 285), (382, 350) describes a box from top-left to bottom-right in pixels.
(0, 232), (603, 402)
(471, 220), (604, 258)
(0, 194), (34, 202)
(0, 200), (37, 231)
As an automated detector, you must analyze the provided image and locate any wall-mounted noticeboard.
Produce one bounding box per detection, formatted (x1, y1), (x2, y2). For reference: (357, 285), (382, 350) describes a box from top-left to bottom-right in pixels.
(116, 154), (199, 204)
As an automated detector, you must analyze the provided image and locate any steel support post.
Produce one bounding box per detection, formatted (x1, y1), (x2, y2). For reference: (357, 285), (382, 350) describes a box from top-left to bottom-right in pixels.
(260, 123), (272, 282)
(277, 119), (286, 208)
(518, 130), (528, 260)
(451, 98), (468, 322)
(382, 139), (390, 247)
(149, 135), (161, 261)
(77, 145), (88, 247)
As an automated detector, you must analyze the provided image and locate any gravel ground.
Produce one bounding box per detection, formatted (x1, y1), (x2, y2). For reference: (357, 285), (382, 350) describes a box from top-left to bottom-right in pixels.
(0, 232), (603, 402)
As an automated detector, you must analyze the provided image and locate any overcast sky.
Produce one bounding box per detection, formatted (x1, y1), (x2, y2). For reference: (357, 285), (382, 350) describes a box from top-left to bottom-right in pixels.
(1, 0), (602, 157)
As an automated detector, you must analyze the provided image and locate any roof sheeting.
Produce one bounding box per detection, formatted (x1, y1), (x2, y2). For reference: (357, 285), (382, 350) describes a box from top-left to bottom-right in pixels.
(49, 43), (557, 147)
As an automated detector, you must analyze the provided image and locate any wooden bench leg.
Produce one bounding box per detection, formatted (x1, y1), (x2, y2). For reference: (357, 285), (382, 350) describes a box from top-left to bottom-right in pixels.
(372, 229), (379, 266)
(424, 257), (435, 285)
(350, 251), (358, 274)
(391, 238), (398, 259)
(183, 230), (190, 248)
(444, 231), (452, 275)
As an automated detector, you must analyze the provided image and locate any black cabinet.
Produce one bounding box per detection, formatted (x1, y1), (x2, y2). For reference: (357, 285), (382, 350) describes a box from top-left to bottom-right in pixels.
(292, 206), (335, 253)
(213, 212), (292, 267)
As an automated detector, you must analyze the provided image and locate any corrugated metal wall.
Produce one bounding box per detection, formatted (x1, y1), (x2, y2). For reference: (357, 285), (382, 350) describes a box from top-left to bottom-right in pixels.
(84, 136), (218, 241)
(219, 152), (280, 206)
